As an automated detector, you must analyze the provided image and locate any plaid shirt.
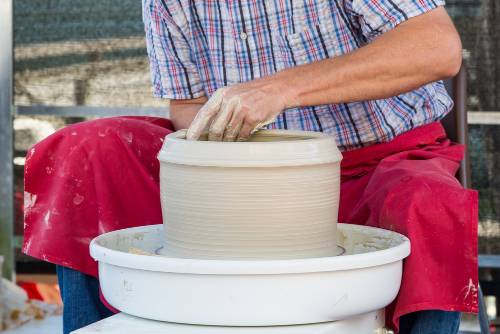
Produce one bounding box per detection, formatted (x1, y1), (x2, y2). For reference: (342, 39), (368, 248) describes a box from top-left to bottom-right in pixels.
(143, 0), (452, 150)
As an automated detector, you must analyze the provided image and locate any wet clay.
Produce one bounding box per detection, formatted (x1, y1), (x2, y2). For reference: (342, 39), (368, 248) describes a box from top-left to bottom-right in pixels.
(157, 130), (343, 260)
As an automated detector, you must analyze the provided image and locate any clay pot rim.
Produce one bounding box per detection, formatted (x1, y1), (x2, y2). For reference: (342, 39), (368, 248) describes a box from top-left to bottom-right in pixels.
(158, 129), (343, 167)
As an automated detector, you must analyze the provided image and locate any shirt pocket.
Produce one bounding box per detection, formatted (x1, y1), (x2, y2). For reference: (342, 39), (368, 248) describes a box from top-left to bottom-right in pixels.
(274, 21), (346, 68)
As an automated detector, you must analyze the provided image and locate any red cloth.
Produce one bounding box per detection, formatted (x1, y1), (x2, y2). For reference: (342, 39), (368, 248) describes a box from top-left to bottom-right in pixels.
(17, 281), (44, 301)
(23, 117), (477, 332)
(339, 122), (478, 330)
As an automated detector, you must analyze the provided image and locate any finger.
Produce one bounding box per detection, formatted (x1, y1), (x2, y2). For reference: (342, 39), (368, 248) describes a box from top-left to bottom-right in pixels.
(255, 115), (277, 129)
(238, 115), (276, 141)
(223, 104), (245, 141)
(208, 98), (238, 141)
(186, 90), (224, 140)
(237, 119), (258, 142)
(223, 118), (243, 142)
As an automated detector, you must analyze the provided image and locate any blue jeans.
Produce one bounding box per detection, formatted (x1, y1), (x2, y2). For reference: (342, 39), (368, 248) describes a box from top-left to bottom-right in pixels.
(57, 265), (460, 334)
(399, 310), (461, 334)
(57, 266), (114, 334)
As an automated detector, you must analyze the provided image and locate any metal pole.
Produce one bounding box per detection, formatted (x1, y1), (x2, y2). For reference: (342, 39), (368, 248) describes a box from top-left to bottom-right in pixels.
(0, 0), (15, 280)
(15, 105), (167, 117)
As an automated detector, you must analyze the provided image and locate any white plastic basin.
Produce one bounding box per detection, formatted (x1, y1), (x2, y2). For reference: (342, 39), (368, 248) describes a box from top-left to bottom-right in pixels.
(90, 224), (410, 326)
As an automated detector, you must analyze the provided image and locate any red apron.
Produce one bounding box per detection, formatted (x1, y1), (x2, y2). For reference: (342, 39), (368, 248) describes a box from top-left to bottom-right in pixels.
(23, 117), (478, 331)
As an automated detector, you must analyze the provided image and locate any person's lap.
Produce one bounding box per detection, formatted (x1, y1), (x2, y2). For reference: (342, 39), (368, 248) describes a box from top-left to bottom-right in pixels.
(339, 138), (475, 332)
(25, 118), (468, 333)
(23, 116), (174, 277)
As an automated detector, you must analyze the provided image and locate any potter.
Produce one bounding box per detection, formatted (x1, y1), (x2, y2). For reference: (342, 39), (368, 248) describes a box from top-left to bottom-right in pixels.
(22, 1), (477, 333)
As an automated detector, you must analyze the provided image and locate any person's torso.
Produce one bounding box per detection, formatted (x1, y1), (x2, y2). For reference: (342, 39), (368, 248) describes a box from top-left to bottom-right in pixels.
(165, 0), (453, 150)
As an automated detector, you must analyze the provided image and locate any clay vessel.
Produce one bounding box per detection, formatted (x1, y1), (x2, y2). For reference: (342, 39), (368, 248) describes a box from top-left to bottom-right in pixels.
(157, 130), (342, 259)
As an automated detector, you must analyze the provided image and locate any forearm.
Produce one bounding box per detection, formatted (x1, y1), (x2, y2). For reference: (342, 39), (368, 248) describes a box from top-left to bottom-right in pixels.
(170, 96), (208, 130)
(275, 7), (462, 108)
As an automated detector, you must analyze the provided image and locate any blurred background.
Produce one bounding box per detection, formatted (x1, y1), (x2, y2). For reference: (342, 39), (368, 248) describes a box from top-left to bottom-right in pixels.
(8, 0), (164, 268)
(0, 0), (499, 332)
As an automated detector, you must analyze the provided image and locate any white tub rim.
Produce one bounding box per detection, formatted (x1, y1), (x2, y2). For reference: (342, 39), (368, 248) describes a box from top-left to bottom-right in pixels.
(90, 224), (410, 275)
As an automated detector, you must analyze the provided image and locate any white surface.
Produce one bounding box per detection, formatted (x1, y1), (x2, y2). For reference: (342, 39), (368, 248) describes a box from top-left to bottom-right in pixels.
(90, 224), (410, 326)
(158, 129), (342, 260)
(459, 313), (481, 333)
(3, 316), (62, 334)
(468, 111), (500, 125)
(72, 311), (384, 334)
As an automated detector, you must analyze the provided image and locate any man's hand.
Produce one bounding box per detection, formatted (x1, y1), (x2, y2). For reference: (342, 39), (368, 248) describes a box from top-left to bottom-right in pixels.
(186, 77), (290, 141)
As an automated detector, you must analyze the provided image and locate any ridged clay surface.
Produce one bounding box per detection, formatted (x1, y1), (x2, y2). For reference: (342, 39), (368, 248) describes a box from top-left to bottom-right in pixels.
(158, 130), (342, 260)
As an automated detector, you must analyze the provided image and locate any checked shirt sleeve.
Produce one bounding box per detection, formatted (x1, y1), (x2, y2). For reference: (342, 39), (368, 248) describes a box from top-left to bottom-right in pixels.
(143, 0), (204, 100)
(347, 0), (446, 42)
